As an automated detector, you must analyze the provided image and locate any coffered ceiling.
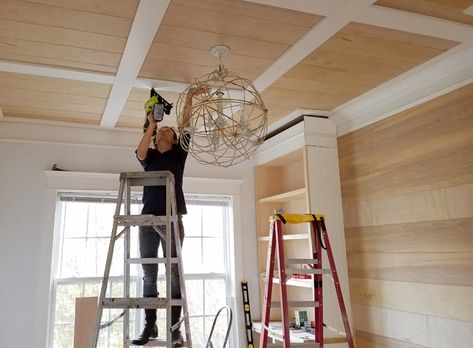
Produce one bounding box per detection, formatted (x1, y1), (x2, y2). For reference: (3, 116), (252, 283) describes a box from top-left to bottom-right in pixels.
(0, 0), (472, 135)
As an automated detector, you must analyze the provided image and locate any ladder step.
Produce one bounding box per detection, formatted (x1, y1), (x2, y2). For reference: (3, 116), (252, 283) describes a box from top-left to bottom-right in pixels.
(115, 214), (176, 226)
(268, 344), (320, 347)
(126, 338), (190, 347)
(127, 257), (179, 264)
(101, 298), (184, 309)
(286, 258), (319, 265)
(270, 300), (319, 308)
(286, 269), (331, 275)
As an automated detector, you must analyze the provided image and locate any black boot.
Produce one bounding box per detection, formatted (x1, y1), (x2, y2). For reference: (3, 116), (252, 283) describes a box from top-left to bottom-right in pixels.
(172, 306), (184, 347)
(132, 309), (158, 345)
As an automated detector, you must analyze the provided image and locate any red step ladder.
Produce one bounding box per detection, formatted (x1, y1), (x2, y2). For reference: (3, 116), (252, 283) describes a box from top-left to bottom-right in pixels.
(259, 213), (354, 348)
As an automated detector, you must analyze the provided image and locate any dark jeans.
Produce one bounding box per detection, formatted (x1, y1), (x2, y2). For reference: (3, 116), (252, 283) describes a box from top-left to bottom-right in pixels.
(139, 216), (185, 327)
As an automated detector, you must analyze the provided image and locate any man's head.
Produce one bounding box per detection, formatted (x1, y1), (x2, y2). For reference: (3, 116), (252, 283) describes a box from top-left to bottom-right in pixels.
(155, 126), (178, 146)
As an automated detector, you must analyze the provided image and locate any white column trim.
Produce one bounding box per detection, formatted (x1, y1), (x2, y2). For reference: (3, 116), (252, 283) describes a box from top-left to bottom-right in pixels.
(252, 0), (377, 93)
(99, 0), (171, 128)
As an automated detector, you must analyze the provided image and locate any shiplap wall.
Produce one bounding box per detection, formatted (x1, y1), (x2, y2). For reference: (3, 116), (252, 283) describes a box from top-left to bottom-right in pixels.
(337, 83), (473, 347)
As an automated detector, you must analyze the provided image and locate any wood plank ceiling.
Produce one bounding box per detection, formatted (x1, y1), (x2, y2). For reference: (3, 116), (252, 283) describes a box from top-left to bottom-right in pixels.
(0, 0), (471, 130)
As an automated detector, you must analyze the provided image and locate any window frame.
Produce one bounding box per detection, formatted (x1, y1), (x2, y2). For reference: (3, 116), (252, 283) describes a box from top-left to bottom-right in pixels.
(45, 172), (243, 348)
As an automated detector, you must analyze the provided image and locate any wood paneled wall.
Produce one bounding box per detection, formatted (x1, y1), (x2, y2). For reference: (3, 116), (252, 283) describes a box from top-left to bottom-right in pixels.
(337, 83), (473, 347)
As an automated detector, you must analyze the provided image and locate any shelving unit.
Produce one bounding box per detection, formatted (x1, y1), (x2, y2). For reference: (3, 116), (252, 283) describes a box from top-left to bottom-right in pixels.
(252, 116), (351, 347)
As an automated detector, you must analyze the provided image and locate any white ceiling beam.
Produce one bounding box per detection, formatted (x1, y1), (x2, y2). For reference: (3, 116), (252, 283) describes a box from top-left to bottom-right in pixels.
(0, 61), (115, 84)
(99, 0), (171, 128)
(252, 0), (377, 93)
(464, 5), (473, 16)
(134, 78), (188, 93)
(357, 5), (473, 43)
(331, 43), (473, 136)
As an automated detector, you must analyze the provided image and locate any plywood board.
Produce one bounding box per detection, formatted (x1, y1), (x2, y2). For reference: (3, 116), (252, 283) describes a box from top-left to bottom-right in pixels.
(342, 182), (473, 227)
(347, 251), (473, 286)
(352, 304), (473, 348)
(0, 72), (109, 124)
(355, 330), (427, 348)
(139, 0), (322, 82)
(350, 277), (473, 322)
(74, 297), (98, 348)
(345, 217), (473, 253)
(376, 0), (473, 26)
(262, 22), (457, 122)
(0, 0), (137, 74)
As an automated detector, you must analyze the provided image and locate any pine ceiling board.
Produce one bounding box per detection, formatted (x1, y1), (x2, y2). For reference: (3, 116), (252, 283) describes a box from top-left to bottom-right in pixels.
(261, 22), (458, 123)
(22, 0), (139, 18)
(0, 0), (136, 37)
(139, 0), (322, 82)
(0, 39), (121, 75)
(2, 105), (101, 125)
(171, 0), (322, 28)
(116, 88), (180, 129)
(139, 57), (262, 84)
(0, 72), (109, 124)
(375, 0), (473, 25)
(0, 0), (136, 74)
(152, 25), (289, 61)
(0, 72), (111, 97)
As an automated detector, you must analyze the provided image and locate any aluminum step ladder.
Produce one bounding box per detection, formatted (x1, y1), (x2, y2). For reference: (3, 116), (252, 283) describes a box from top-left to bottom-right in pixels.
(260, 213), (354, 348)
(90, 171), (192, 347)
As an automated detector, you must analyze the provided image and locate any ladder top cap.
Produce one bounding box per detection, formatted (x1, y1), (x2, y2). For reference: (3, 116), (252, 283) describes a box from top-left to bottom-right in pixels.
(119, 171), (175, 180)
(272, 213), (325, 224)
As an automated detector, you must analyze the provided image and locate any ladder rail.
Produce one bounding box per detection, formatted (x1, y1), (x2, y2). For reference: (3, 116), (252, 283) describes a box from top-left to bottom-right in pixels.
(90, 177), (126, 347)
(91, 171), (193, 348)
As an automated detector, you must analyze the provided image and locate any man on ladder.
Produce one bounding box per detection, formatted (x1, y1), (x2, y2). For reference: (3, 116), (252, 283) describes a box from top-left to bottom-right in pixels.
(133, 85), (208, 346)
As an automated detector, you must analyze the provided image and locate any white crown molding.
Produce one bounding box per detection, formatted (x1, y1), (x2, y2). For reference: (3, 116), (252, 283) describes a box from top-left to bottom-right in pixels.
(331, 43), (473, 136)
(267, 108), (329, 133)
(0, 61), (115, 84)
(357, 5), (473, 43)
(252, 0), (376, 93)
(99, 0), (171, 128)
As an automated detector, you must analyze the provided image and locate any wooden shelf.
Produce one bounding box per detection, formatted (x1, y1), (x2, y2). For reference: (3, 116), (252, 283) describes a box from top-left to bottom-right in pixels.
(260, 275), (314, 288)
(258, 188), (306, 204)
(252, 322), (348, 345)
(259, 233), (308, 242)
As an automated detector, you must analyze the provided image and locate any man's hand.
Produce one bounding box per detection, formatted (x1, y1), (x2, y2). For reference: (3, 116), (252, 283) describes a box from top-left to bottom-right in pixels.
(147, 112), (157, 129)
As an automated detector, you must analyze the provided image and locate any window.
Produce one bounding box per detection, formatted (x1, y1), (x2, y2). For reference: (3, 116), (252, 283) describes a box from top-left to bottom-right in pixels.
(49, 193), (234, 348)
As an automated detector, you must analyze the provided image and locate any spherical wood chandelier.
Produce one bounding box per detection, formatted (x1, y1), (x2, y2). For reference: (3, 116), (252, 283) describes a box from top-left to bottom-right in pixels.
(176, 45), (268, 167)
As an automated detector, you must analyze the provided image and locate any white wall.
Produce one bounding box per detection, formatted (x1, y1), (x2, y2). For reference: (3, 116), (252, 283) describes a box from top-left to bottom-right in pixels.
(0, 120), (260, 347)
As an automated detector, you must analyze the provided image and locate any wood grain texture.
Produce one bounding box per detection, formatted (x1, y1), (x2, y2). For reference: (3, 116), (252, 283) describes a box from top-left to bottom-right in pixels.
(262, 22), (457, 119)
(350, 277), (473, 322)
(0, 0), (136, 74)
(139, 0), (322, 82)
(355, 330), (427, 348)
(338, 83), (473, 342)
(353, 304), (473, 348)
(376, 0), (473, 26)
(0, 72), (109, 124)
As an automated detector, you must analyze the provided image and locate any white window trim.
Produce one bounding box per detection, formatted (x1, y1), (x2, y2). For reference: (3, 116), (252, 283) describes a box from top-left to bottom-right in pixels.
(43, 170), (244, 348)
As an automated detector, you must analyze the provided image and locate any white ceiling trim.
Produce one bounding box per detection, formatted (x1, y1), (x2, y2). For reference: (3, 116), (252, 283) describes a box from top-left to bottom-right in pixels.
(0, 61), (115, 84)
(99, 0), (171, 128)
(331, 43), (473, 136)
(134, 78), (188, 93)
(357, 5), (473, 43)
(267, 108), (329, 133)
(252, 0), (377, 93)
(464, 5), (473, 16)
